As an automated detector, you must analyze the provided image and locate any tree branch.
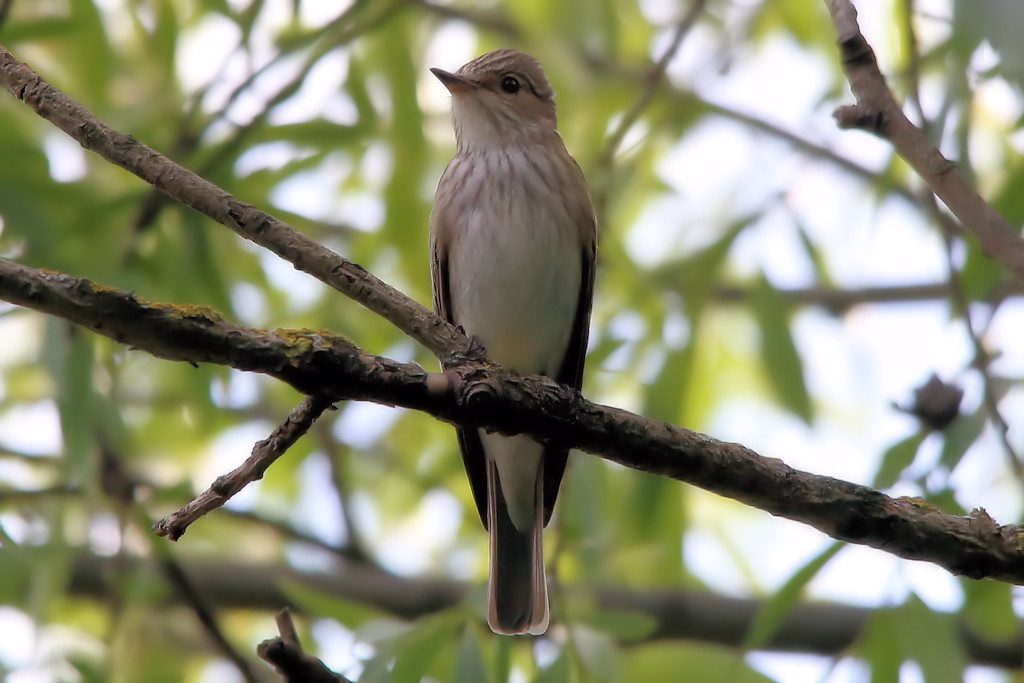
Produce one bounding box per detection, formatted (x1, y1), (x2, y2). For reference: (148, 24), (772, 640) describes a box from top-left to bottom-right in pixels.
(822, 0), (1024, 281)
(153, 395), (334, 540)
(0, 44), (478, 365)
(159, 558), (260, 682)
(258, 609), (350, 683)
(3, 258), (1024, 585)
(600, 0), (707, 165)
(711, 280), (1021, 311)
(61, 552), (1024, 668)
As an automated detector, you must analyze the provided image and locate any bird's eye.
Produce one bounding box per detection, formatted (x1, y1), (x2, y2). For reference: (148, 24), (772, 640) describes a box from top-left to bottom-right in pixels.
(500, 76), (521, 94)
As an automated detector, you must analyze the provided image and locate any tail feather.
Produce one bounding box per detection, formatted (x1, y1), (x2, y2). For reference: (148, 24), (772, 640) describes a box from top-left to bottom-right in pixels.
(486, 457), (549, 635)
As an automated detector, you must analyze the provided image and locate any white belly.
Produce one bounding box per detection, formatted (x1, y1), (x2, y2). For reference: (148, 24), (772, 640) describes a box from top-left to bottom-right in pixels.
(444, 148), (584, 532)
(446, 152), (582, 375)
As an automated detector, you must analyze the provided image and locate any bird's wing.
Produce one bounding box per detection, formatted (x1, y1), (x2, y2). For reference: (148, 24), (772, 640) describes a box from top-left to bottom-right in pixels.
(431, 205), (491, 529)
(542, 235), (596, 526)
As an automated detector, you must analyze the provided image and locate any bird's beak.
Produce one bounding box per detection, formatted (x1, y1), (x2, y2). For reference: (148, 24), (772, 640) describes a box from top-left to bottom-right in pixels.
(430, 68), (476, 94)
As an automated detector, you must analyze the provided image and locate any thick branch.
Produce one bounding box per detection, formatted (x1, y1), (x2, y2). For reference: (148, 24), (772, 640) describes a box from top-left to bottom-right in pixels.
(62, 553), (1024, 668)
(0, 44), (477, 365)
(3, 258), (1024, 585)
(822, 0), (1024, 280)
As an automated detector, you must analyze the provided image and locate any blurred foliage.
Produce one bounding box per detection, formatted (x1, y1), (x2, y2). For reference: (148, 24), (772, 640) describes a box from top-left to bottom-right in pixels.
(0, 0), (1022, 681)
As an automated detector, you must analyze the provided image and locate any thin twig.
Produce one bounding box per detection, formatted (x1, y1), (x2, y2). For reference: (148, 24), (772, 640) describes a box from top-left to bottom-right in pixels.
(0, 447), (60, 465)
(896, 0), (1023, 484)
(153, 395), (334, 540)
(822, 0), (1024, 281)
(94, 440), (260, 682)
(714, 281), (977, 310)
(315, 420), (370, 562)
(940, 224), (1022, 481)
(601, 0), (707, 165)
(0, 484), (80, 502)
(160, 558), (260, 682)
(257, 608), (350, 682)
(0, 0), (12, 30)
(899, 0), (928, 135)
(128, 0), (407, 241)
(219, 508), (361, 558)
(415, 0), (521, 36)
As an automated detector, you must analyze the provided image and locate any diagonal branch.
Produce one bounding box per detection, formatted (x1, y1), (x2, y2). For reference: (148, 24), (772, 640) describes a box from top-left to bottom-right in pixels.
(822, 0), (1024, 281)
(153, 395), (335, 540)
(159, 558), (261, 682)
(0, 44), (477, 365)
(2, 257), (1024, 585)
(600, 0), (707, 165)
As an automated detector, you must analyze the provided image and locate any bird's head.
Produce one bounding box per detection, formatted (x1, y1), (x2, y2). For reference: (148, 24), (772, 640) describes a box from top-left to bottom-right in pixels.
(431, 49), (557, 150)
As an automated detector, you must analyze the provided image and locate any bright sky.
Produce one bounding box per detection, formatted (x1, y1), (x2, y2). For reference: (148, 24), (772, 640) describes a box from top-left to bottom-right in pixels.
(2, 0), (1023, 682)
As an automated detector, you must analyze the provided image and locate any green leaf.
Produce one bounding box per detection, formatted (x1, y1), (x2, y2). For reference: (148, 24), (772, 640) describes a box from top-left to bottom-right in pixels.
(44, 321), (97, 483)
(744, 541), (843, 649)
(896, 595), (967, 682)
(583, 608), (658, 642)
(534, 647), (571, 683)
(646, 217), (749, 425)
(962, 580), (1018, 643)
(751, 274), (812, 423)
(643, 339), (695, 424)
(572, 625), (621, 683)
(874, 431), (927, 489)
(387, 612), (463, 683)
(794, 221), (833, 288)
(68, 0), (115, 105)
(623, 643), (773, 683)
(855, 608), (901, 682)
(357, 611), (464, 683)
(621, 472), (684, 582)
(278, 578), (387, 630)
(938, 408), (986, 469)
(453, 624), (489, 683)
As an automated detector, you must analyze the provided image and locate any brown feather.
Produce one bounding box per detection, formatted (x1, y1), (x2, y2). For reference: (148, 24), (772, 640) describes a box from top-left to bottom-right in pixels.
(542, 240), (595, 525)
(430, 211), (490, 528)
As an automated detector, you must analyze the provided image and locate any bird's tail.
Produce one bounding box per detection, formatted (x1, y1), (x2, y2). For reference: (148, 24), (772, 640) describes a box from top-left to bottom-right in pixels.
(486, 455), (548, 635)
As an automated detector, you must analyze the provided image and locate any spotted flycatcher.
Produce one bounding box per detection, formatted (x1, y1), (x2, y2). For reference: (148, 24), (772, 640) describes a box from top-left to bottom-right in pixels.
(430, 49), (597, 635)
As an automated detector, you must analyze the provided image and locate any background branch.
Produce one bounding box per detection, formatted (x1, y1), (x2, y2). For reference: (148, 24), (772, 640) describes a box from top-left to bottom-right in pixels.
(52, 551), (1024, 669)
(159, 558), (260, 682)
(600, 0), (707, 165)
(711, 280), (1022, 311)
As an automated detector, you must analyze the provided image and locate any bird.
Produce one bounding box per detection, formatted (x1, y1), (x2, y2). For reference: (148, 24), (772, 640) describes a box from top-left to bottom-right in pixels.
(429, 49), (597, 635)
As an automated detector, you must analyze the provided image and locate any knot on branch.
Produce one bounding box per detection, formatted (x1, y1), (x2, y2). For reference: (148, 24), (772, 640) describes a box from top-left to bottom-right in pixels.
(967, 508), (1000, 537)
(226, 200), (270, 236)
(258, 609), (350, 682)
(152, 517), (186, 541)
(838, 35), (875, 68)
(461, 368), (501, 410)
(833, 104), (887, 137)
